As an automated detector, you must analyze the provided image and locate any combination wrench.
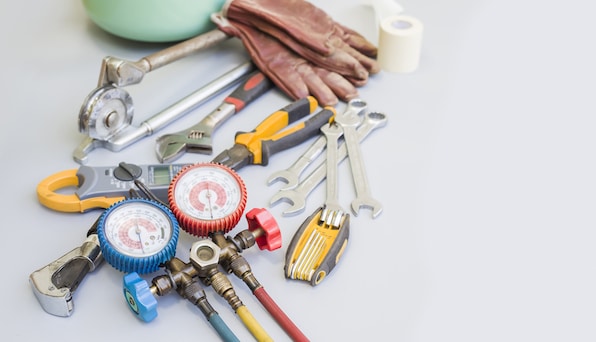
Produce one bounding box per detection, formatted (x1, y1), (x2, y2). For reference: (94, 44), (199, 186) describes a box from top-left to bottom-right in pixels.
(335, 104), (383, 218)
(269, 111), (388, 216)
(266, 99), (367, 190)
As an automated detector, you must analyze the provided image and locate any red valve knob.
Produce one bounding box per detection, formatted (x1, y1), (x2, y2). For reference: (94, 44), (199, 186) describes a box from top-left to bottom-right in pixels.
(245, 208), (282, 251)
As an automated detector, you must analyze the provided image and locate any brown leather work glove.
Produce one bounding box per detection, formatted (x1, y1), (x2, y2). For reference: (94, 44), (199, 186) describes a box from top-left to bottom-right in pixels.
(224, 0), (379, 80)
(212, 0), (379, 106)
(213, 14), (358, 106)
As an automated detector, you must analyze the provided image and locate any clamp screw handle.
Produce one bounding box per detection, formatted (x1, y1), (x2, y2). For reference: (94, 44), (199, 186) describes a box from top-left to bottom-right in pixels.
(246, 208), (282, 251)
(123, 272), (158, 322)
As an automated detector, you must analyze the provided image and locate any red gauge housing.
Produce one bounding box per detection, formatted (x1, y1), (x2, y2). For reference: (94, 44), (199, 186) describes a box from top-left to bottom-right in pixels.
(168, 162), (247, 237)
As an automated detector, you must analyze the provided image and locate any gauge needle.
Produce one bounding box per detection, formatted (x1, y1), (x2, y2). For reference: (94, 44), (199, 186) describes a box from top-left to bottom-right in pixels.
(206, 183), (214, 219)
(135, 220), (146, 254)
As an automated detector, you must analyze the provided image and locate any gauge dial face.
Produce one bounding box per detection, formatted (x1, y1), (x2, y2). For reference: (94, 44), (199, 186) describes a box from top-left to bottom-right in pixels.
(103, 201), (174, 257)
(171, 164), (244, 221)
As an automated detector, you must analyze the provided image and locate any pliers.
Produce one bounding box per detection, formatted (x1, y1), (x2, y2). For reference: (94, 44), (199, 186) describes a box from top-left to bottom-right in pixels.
(212, 96), (336, 171)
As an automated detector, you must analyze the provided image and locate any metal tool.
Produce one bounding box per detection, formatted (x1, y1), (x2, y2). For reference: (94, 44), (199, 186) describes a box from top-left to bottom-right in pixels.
(212, 97), (335, 171)
(37, 162), (188, 213)
(284, 121), (349, 286)
(155, 71), (273, 163)
(29, 226), (103, 317)
(335, 102), (383, 218)
(96, 197), (180, 274)
(95, 29), (229, 89)
(74, 61), (254, 164)
(168, 162), (248, 237)
(270, 111), (388, 216)
(266, 99), (368, 190)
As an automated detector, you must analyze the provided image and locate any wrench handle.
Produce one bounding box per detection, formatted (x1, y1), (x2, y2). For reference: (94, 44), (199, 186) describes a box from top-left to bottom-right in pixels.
(140, 29), (229, 72)
(224, 71), (273, 111)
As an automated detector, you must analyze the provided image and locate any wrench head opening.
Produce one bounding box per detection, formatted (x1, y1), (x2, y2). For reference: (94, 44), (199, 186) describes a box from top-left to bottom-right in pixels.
(269, 191), (306, 217)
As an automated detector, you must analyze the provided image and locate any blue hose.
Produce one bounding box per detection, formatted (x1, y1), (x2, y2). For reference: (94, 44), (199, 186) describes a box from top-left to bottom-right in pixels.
(208, 313), (240, 342)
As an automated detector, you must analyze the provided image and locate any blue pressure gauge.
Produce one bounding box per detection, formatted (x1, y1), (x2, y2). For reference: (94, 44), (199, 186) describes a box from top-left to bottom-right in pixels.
(97, 198), (180, 274)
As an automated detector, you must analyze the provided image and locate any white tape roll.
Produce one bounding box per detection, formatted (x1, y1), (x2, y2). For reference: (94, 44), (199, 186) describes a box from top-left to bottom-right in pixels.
(377, 15), (424, 73)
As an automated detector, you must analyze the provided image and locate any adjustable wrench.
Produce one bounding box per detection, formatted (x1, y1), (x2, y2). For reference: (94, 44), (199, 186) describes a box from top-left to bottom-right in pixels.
(270, 111), (388, 216)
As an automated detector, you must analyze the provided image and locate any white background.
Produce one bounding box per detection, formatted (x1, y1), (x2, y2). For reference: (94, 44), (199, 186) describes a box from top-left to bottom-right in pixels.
(2, 0), (595, 341)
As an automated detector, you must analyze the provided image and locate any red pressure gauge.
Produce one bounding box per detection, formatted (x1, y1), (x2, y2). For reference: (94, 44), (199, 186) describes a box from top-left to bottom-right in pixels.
(168, 162), (247, 236)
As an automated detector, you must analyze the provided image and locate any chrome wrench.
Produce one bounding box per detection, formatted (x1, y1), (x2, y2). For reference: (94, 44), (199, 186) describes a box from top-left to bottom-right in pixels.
(335, 104), (383, 218)
(266, 100), (367, 190)
(270, 111), (388, 216)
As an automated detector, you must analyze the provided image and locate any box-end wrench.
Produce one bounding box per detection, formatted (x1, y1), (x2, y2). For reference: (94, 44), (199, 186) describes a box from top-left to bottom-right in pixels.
(270, 111), (388, 216)
(335, 105), (383, 218)
(266, 100), (367, 190)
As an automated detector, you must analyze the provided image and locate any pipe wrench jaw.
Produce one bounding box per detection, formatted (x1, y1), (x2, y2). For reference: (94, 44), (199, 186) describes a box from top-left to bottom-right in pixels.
(29, 234), (103, 317)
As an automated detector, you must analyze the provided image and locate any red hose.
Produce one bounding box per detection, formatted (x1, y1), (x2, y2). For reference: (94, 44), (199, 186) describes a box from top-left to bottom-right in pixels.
(253, 287), (310, 342)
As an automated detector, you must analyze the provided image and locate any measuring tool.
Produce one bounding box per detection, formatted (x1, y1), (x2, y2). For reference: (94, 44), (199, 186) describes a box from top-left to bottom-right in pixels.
(168, 162), (248, 237)
(96, 198), (180, 274)
(37, 162), (188, 213)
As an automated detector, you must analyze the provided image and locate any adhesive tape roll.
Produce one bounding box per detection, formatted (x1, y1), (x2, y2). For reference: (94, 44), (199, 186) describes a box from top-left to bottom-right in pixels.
(377, 15), (424, 73)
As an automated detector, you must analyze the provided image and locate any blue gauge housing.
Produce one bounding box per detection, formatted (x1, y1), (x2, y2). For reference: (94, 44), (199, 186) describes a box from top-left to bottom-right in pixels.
(97, 198), (180, 274)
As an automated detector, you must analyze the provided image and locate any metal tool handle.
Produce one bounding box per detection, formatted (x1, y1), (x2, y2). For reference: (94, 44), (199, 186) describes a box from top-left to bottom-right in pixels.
(143, 62), (255, 133)
(101, 29), (230, 87)
(142, 29), (229, 72)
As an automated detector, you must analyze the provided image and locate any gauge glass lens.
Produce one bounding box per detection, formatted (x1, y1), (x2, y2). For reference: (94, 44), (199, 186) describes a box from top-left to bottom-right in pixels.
(104, 202), (173, 257)
(173, 165), (242, 221)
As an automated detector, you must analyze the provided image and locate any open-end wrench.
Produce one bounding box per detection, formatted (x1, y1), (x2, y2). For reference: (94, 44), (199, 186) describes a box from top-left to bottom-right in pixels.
(270, 111), (388, 216)
(266, 100), (367, 190)
(335, 105), (383, 218)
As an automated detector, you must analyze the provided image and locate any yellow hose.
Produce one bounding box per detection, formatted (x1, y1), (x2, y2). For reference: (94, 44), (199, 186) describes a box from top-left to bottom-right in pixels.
(236, 305), (273, 342)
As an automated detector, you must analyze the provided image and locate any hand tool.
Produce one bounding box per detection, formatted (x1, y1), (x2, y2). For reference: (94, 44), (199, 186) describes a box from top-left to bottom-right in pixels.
(270, 111), (388, 216)
(168, 162), (248, 237)
(94, 29), (229, 89)
(211, 97), (335, 171)
(96, 198), (180, 274)
(37, 162), (188, 213)
(74, 61), (254, 164)
(29, 224), (103, 317)
(266, 99), (368, 190)
(284, 121), (349, 286)
(155, 71), (273, 163)
(335, 102), (383, 218)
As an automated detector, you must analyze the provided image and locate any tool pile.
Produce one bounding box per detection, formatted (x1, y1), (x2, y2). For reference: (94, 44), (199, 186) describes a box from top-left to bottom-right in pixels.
(28, 0), (402, 340)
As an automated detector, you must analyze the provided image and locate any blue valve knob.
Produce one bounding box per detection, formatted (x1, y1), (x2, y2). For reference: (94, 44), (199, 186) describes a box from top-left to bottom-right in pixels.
(123, 272), (158, 322)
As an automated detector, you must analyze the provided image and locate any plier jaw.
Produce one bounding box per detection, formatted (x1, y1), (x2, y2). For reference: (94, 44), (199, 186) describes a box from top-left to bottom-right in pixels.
(210, 97), (335, 172)
(212, 144), (253, 171)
